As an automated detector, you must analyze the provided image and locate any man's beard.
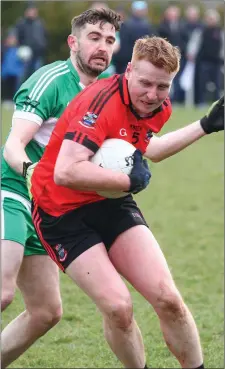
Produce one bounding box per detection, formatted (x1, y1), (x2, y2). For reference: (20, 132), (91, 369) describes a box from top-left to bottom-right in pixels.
(76, 50), (109, 78)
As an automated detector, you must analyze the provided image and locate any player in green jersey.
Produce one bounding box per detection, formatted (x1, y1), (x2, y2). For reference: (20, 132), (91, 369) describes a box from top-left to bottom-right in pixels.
(1, 8), (120, 367)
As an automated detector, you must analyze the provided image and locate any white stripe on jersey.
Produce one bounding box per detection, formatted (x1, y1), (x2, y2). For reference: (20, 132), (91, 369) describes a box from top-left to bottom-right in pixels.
(29, 64), (69, 102)
(30, 69), (70, 113)
(28, 62), (66, 100)
(24, 62), (68, 113)
(13, 111), (43, 126)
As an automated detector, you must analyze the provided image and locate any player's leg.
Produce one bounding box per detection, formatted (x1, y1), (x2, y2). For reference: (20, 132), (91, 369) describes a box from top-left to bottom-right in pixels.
(109, 225), (203, 369)
(1, 241), (23, 311)
(1, 253), (62, 368)
(1, 196), (26, 311)
(66, 243), (146, 368)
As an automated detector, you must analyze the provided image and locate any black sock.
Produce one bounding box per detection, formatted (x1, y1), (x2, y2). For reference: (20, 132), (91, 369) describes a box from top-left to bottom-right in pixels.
(194, 364), (204, 369)
(144, 365), (149, 369)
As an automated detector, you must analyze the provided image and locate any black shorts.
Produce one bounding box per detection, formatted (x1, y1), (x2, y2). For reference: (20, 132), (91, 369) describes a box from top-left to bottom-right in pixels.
(32, 195), (148, 272)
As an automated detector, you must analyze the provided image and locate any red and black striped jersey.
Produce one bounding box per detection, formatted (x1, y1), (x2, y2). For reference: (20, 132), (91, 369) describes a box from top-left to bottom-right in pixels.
(31, 74), (172, 216)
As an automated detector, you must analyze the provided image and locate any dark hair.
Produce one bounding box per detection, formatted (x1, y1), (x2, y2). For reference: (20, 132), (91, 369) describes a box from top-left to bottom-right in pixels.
(71, 8), (121, 35)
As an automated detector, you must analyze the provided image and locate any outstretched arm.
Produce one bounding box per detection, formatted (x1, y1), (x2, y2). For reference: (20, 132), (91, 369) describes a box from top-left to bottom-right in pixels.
(145, 97), (224, 162)
(145, 121), (205, 162)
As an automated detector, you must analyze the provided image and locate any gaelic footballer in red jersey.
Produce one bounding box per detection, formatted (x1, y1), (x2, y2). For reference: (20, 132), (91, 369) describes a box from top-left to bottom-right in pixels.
(29, 36), (223, 369)
(31, 73), (172, 216)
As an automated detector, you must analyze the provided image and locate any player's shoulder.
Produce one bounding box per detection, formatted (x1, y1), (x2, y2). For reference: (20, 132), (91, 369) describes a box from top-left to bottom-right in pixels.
(20, 60), (70, 89)
(32, 60), (69, 76)
(70, 74), (120, 108)
(87, 74), (120, 95)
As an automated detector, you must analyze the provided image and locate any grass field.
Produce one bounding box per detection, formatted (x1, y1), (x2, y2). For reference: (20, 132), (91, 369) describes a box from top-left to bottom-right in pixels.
(1, 106), (224, 368)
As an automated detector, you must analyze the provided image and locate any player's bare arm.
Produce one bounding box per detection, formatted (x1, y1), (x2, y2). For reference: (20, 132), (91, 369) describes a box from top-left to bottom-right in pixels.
(54, 139), (131, 192)
(145, 96), (224, 162)
(145, 121), (206, 162)
(3, 118), (40, 175)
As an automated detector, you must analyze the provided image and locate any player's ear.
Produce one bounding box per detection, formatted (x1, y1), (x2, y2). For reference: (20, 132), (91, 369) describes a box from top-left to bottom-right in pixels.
(125, 62), (132, 79)
(67, 34), (78, 52)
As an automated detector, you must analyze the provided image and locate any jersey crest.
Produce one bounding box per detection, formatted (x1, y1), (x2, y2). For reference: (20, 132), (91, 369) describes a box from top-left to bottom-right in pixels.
(80, 112), (98, 129)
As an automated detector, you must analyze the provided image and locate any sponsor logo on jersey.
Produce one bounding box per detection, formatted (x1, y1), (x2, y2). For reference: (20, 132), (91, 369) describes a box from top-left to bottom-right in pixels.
(144, 129), (152, 143)
(54, 244), (68, 262)
(79, 112), (98, 129)
(25, 96), (40, 108)
(130, 124), (142, 131)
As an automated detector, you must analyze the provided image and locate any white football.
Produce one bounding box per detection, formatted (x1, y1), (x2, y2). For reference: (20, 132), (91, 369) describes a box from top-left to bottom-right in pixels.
(90, 138), (135, 198)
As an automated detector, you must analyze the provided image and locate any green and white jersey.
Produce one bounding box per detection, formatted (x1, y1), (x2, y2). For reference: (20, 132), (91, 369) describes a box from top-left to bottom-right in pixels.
(2, 58), (85, 201)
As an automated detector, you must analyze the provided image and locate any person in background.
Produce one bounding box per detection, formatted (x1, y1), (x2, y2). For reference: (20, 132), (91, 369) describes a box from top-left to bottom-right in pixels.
(183, 5), (202, 40)
(1, 30), (24, 109)
(187, 8), (224, 107)
(15, 2), (47, 83)
(115, 4), (127, 23)
(183, 5), (203, 106)
(113, 0), (156, 74)
(158, 5), (187, 104)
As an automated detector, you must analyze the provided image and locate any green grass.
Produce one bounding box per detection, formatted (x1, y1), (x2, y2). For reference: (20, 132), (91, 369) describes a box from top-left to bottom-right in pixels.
(1, 106), (224, 368)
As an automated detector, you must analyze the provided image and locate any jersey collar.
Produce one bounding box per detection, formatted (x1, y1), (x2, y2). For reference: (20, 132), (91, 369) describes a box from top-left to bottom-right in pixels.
(118, 74), (162, 120)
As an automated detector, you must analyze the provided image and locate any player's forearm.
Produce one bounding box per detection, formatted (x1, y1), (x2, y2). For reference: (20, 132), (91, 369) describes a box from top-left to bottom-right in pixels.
(146, 121), (206, 162)
(54, 160), (131, 192)
(3, 138), (31, 175)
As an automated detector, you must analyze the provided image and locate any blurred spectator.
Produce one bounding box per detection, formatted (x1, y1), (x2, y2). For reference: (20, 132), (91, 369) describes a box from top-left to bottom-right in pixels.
(158, 5), (187, 104)
(15, 2), (47, 83)
(113, 0), (156, 74)
(115, 5), (127, 23)
(89, 1), (108, 10)
(183, 5), (202, 40)
(187, 9), (224, 106)
(183, 5), (203, 105)
(1, 30), (24, 108)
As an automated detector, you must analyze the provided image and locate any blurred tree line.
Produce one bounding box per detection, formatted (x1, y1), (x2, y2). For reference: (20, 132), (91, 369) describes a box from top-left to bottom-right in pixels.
(2, 0), (224, 63)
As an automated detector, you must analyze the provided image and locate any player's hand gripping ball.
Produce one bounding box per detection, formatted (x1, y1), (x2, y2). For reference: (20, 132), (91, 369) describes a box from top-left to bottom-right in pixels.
(90, 138), (151, 198)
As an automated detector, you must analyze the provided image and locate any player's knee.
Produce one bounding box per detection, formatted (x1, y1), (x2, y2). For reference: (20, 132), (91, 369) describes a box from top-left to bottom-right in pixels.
(155, 285), (185, 320)
(43, 302), (63, 327)
(106, 297), (133, 331)
(33, 302), (63, 329)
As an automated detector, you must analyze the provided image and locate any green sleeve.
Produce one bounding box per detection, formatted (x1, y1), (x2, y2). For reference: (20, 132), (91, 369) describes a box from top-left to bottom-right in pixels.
(13, 71), (58, 121)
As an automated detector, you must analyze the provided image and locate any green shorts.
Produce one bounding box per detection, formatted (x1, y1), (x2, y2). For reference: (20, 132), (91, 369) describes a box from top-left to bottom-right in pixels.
(1, 190), (47, 256)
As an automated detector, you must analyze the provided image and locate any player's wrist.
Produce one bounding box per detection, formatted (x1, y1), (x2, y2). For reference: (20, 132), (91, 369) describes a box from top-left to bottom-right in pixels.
(197, 119), (208, 135)
(121, 174), (131, 192)
(199, 116), (213, 134)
